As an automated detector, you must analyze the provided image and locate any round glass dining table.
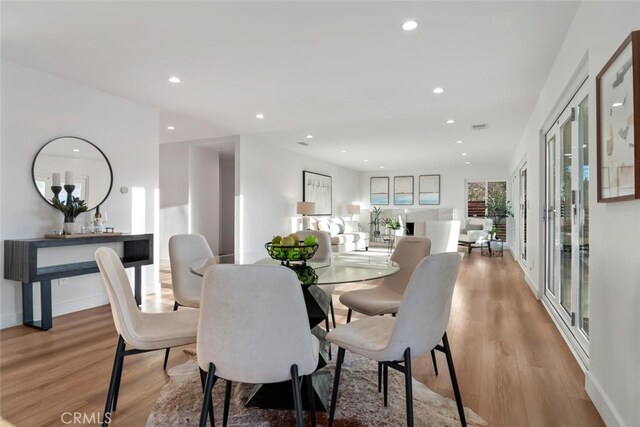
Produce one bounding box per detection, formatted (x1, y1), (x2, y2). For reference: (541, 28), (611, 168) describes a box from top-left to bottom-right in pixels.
(189, 251), (400, 284)
(189, 251), (400, 411)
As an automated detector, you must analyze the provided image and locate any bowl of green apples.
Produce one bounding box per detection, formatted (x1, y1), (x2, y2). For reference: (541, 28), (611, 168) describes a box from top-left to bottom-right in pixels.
(265, 233), (319, 265)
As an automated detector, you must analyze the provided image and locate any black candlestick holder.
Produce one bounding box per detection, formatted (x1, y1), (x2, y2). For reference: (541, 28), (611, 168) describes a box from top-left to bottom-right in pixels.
(51, 186), (62, 201)
(63, 184), (75, 204)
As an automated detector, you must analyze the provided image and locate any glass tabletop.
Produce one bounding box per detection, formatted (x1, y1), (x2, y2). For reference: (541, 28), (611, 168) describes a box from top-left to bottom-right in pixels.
(189, 252), (400, 285)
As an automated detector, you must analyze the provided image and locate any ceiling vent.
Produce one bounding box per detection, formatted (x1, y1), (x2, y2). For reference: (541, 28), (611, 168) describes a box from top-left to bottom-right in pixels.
(297, 141), (310, 146)
(471, 123), (489, 130)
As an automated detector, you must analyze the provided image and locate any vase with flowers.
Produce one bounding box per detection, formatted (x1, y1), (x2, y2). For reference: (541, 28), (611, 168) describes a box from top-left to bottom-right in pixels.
(52, 196), (88, 234)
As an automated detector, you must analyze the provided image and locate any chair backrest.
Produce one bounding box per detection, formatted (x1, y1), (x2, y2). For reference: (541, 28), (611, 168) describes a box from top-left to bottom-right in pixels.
(425, 220), (461, 254)
(388, 252), (463, 358)
(169, 234), (214, 307)
(197, 264), (318, 383)
(295, 230), (332, 263)
(382, 236), (431, 294)
(95, 247), (142, 343)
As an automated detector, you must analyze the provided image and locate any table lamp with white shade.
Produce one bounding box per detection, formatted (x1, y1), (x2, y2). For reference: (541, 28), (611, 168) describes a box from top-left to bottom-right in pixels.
(346, 204), (360, 221)
(297, 201), (316, 230)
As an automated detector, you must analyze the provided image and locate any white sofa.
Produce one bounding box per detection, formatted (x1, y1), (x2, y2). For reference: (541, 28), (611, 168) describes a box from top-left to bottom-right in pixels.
(307, 216), (369, 253)
(458, 217), (493, 253)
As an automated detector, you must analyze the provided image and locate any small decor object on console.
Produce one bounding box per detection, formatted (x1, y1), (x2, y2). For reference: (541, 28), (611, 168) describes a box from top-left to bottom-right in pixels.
(51, 188), (88, 235)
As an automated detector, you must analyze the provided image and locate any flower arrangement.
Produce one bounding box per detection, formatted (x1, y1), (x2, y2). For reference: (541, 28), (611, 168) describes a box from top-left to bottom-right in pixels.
(52, 196), (88, 223)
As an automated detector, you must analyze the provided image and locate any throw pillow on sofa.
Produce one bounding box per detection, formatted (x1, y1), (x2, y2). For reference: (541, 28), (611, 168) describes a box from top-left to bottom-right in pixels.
(343, 220), (359, 233)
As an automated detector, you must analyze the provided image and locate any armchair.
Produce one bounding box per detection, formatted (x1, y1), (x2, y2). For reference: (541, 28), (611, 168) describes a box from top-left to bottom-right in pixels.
(458, 217), (493, 254)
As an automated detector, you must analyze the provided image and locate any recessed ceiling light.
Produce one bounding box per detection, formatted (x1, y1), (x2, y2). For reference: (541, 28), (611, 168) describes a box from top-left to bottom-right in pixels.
(380, 166), (385, 169)
(402, 20), (418, 31)
(167, 125), (175, 130)
(433, 87), (444, 94)
(583, 144), (587, 148)
(256, 113), (265, 119)
(465, 161), (471, 165)
(446, 119), (455, 124)
(168, 76), (181, 83)
(341, 150), (347, 153)
(612, 102), (623, 107)
(306, 135), (313, 139)
(73, 149), (80, 152)
(364, 159), (369, 162)
(456, 140), (463, 144)
(461, 153), (468, 156)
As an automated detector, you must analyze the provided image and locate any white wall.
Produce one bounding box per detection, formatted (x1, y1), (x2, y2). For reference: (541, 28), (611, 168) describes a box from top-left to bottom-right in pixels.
(359, 163), (509, 233)
(1, 61), (159, 329)
(189, 146), (220, 254)
(219, 157), (235, 254)
(509, 3), (640, 425)
(158, 141), (190, 260)
(237, 135), (361, 253)
(159, 136), (236, 259)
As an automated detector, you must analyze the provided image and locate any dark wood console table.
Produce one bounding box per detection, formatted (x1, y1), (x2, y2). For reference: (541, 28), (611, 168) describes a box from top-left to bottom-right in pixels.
(3, 233), (153, 331)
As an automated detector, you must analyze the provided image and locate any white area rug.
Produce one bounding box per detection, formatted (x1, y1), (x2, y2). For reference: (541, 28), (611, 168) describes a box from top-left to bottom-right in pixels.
(147, 352), (487, 426)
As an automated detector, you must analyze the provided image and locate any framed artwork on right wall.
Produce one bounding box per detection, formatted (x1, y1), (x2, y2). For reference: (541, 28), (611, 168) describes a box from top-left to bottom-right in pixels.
(596, 30), (640, 202)
(419, 174), (440, 205)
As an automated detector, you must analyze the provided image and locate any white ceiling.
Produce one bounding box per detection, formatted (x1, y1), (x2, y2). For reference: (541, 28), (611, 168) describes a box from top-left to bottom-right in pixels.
(1, 1), (579, 171)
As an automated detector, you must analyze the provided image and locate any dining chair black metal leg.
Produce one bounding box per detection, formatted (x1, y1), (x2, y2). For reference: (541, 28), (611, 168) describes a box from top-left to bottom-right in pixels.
(442, 333), (466, 427)
(383, 362), (389, 407)
(328, 347), (346, 427)
(198, 368), (213, 425)
(290, 365), (304, 427)
(330, 300), (336, 328)
(431, 349), (439, 375)
(378, 362), (382, 392)
(103, 336), (125, 427)
(325, 316), (330, 332)
(111, 345), (125, 412)
(199, 363), (217, 427)
(346, 308), (352, 323)
(305, 374), (316, 427)
(223, 380), (232, 427)
(163, 301), (179, 370)
(404, 348), (414, 427)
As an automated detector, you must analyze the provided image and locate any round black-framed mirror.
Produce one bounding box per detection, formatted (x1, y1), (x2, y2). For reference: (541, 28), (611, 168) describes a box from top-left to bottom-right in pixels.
(31, 136), (113, 211)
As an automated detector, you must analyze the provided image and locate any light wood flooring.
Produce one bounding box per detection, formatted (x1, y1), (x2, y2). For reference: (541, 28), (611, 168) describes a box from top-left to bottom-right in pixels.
(0, 250), (604, 426)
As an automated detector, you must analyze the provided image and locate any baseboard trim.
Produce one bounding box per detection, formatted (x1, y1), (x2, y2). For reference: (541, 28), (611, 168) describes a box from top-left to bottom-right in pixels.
(585, 371), (626, 427)
(512, 252), (540, 299)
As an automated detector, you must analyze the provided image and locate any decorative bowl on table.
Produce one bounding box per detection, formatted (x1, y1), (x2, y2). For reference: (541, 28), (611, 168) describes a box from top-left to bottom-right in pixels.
(264, 242), (319, 265)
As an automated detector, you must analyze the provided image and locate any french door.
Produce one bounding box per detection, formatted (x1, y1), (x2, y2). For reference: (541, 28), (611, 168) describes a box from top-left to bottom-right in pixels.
(519, 164), (527, 262)
(544, 82), (590, 356)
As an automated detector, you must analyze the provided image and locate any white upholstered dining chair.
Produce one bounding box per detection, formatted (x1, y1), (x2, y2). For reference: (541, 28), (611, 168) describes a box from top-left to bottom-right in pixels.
(95, 247), (198, 427)
(296, 229), (336, 330)
(327, 252), (466, 427)
(339, 236), (435, 388)
(338, 236), (432, 320)
(197, 264), (319, 427)
(163, 233), (214, 369)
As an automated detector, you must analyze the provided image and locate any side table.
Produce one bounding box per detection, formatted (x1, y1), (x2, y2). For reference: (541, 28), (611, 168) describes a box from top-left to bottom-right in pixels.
(481, 238), (504, 257)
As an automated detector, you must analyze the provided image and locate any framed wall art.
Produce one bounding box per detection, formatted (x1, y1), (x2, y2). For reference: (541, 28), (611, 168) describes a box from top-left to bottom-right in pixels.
(303, 170), (332, 215)
(596, 30), (640, 202)
(393, 176), (414, 205)
(419, 174), (440, 205)
(370, 176), (389, 205)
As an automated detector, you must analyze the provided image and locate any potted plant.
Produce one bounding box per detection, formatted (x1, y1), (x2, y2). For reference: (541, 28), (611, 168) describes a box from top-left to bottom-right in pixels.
(381, 216), (402, 234)
(486, 193), (513, 240)
(369, 207), (383, 237)
(52, 196), (88, 234)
